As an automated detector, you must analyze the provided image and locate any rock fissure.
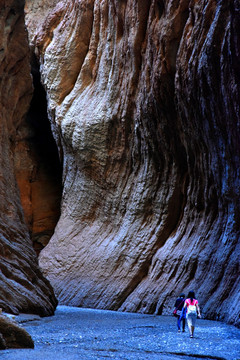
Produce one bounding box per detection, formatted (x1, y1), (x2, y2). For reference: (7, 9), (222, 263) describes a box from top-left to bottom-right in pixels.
(14, 55), (63, 255)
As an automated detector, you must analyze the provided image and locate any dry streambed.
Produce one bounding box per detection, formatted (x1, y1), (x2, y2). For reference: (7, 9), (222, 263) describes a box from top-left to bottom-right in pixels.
(0, 306), (239, 360)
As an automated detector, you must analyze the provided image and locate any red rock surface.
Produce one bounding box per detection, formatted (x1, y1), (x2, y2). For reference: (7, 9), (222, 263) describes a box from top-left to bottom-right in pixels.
(24, 0), (239, 326)
(0, 0), (57, 315)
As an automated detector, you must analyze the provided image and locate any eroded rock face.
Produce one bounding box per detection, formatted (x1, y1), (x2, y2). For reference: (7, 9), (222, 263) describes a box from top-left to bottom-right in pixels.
(0, 0), (57, 315)
(25, 0), (240, 326)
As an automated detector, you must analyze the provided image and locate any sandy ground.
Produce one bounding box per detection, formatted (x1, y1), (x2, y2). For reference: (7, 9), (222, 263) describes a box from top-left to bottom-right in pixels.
(0, 305), (239, 360)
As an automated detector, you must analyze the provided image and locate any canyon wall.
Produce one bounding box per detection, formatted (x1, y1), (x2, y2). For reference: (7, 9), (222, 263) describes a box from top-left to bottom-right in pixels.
(25, 0), (240, 326)
(0, 0), (57, 315)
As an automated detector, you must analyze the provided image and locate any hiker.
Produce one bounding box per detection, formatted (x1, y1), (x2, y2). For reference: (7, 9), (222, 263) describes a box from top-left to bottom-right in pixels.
(174, 293), (186, 332)
(183, 290), (201, 338)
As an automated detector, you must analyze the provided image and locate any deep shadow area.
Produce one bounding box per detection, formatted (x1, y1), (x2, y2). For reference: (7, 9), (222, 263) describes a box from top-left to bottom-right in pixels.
(15, 55), (62, 255)
(28, 55), (62, 255)
(28, 55), (62, 181)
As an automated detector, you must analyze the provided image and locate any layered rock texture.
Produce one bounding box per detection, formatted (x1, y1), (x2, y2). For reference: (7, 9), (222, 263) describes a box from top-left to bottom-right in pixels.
(23, 0), (239, 326)
(0, 0), (57, 315)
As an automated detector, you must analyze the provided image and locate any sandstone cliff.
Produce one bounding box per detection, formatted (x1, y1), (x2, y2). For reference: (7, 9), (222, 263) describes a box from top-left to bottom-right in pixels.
(24, 0), (239, 326)
(0, 0), (57, 315)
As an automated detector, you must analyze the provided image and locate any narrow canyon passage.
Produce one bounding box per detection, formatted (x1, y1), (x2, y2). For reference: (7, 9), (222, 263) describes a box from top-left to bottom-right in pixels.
(25, 0), (239, 326)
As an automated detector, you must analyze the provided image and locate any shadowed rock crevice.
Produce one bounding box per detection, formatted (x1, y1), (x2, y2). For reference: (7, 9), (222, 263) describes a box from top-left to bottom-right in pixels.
(14, 55), (62, 255)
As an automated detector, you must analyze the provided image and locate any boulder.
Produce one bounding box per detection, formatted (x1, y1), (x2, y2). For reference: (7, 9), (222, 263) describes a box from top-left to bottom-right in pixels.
(0, 315), (34, 349)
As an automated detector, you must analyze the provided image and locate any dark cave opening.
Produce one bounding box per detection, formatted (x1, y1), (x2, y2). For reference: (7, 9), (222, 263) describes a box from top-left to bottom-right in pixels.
(16, 55), (63, 256)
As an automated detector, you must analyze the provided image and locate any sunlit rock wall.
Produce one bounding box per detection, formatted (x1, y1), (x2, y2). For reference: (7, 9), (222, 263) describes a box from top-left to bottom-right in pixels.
(0, 0), (57, 315)
(26, 0), (240, 326)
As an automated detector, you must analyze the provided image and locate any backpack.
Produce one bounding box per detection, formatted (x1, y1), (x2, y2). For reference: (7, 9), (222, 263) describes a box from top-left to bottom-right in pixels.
(187, 299), (197, 315)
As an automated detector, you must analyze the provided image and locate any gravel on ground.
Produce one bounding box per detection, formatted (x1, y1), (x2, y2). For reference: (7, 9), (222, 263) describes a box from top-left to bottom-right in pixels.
(0, 305), (239, 360)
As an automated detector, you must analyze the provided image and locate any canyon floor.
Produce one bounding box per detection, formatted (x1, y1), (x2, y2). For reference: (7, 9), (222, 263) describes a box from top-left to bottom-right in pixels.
(1, 305), (239, 360)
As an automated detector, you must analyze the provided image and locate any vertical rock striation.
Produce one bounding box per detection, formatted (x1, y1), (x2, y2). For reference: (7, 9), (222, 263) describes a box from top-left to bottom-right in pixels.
(0, 0), (57, 315)
(25, 0), (240, 326)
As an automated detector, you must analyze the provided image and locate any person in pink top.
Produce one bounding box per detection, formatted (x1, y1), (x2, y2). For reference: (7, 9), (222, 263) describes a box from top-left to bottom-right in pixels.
(183, 290), (201, 338)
